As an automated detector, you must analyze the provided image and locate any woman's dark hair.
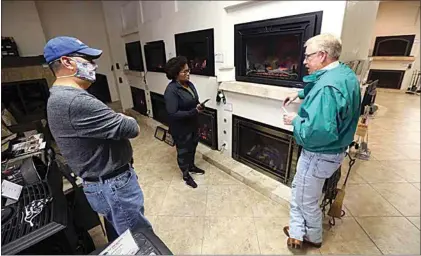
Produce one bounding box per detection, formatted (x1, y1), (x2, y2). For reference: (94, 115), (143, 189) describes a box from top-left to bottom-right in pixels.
(164, 56), (188, 80)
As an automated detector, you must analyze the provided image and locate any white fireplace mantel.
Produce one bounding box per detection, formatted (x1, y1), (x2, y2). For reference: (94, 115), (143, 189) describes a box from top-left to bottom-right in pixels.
(219, 81), (302, 102)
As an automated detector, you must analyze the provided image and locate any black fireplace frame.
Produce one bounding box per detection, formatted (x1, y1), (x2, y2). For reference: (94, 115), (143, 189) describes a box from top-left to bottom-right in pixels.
(232, 115), (301, 186)
(198, 107), (218, 150)
(367, 69), (405, 90)
(373, 35), (415, 57)
(130, 86), (148, 116)
(144, 40), (166, 73)
(150, 92), (169, 126)
(234, 11), (323, 88)
(175, 28), (215, 77)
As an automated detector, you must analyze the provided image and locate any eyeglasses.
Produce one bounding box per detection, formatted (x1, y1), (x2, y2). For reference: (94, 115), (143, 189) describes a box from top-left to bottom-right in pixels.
(304, 51), (319, 60)
(68, 53), (96, 63)
(180, 69), (191, 74)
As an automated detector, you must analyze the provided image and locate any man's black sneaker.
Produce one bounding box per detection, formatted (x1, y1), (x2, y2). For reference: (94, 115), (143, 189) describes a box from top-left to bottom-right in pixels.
(183, 174), (198, 188)
(189, 165), (205, 175)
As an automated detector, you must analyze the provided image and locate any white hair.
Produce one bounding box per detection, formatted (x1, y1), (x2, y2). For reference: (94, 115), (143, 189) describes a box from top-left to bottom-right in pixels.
(304, 33), (342, 59)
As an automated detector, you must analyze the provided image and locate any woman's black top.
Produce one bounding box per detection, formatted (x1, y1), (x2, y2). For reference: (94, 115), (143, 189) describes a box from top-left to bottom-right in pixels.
(164, 80), (200, 136)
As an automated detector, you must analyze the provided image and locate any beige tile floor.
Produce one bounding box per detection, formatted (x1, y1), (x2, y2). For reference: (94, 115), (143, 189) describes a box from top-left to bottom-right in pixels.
(94, 91), (420, 255)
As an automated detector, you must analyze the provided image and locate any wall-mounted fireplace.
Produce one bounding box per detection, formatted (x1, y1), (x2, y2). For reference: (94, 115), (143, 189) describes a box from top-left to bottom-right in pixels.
(373, 35), (415, 56)
(232, 115), (301, 186)
(131, 87), (148, 116)
(234, 11), (323, 88)
(175, 28), (215, 77)
(144, 40), (166, 73)
(198, 107), (218, 150)
(150, 92), (169, 126)
(367, 69), (405, 89)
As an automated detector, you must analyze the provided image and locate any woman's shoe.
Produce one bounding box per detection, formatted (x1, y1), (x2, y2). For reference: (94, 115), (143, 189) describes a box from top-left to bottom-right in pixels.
(183, 174), (198, 188)
(189, 165), (205, 175)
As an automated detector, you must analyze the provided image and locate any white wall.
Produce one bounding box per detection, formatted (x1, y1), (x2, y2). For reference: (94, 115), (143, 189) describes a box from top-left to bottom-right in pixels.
(340, 1), (380, 61)
(369, 1), (421, 90)
(35, 1), (120, 101)
(102, 1), (133, 110)
(105, 0), (347, 153)
(1, 1), (46, 56)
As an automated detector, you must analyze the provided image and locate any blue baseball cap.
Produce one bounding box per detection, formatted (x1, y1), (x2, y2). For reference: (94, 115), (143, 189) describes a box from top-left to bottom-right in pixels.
(44, 36), (102, 63)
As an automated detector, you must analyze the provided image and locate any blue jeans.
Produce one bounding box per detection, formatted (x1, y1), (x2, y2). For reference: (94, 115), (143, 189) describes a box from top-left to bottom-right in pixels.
(289, 149), (345, 243)
(82, 168), (152, 235)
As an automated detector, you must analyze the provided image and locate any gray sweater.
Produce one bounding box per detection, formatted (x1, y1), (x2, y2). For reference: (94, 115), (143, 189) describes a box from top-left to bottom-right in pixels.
(47, 86), (139, 179)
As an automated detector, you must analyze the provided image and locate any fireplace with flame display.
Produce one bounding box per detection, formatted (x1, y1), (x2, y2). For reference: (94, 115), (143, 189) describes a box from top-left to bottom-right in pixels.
(232, 115), (301, 186)
(198, 107), (217, 150)
(144, 40), (166, 72)
(234, 12), (322, 88)
(175, 29), (215, 76)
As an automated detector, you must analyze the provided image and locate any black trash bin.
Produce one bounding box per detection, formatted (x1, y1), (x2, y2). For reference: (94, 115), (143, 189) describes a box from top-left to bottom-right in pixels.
(90, 224), (172, 255)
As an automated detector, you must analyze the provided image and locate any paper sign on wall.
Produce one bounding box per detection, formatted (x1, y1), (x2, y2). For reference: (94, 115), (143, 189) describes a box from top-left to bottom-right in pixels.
(215, 53), (224, 63)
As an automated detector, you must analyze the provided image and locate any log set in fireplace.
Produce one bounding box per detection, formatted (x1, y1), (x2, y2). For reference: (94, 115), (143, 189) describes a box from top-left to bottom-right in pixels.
(234, 11), (322, 88)
(232, 115), (301, 186)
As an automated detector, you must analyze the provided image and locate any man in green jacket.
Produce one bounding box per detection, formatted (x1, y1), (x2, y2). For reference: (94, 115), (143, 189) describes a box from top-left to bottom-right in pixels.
(282, 34), (361, 249)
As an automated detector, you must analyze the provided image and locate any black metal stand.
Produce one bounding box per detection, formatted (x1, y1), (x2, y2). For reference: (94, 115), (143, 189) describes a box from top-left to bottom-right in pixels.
(320, 151), (356, 227)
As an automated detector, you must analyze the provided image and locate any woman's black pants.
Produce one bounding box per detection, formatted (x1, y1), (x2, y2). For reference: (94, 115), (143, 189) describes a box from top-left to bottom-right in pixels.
(172, 131), (199, 177)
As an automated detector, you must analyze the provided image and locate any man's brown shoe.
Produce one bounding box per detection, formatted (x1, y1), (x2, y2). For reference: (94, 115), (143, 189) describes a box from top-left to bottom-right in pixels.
(287, 238), (303, 249)
(283, 226), (322, 248)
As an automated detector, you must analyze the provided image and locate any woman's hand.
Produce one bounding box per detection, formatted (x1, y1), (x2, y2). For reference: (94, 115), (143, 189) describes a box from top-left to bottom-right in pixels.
(196, 104), (204, 113)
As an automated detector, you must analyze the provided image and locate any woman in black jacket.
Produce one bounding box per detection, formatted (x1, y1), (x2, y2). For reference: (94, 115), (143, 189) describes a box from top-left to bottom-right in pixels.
(164, 56), (205, 188)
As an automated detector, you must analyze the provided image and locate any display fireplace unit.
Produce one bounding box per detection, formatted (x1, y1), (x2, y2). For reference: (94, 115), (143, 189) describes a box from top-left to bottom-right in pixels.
(367, 69), (405, 90)
(232, 115), (301, 186)
(144, 40), (166, 73)
(150, 92), (169, 126)
(175, 28), (215, 76)
(373, 35), (415, 56)
(125, 41), (144, 72)
(131, 86), (148, 116)
(234, 11), (323, 88)
(198, 107), (218, 150)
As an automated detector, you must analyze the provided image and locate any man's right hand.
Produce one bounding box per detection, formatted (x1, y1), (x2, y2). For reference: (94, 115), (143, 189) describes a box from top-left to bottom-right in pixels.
(283, 92), (299, 106)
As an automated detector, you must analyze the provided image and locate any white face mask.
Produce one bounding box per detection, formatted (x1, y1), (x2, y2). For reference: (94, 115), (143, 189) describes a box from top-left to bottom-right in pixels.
(57, 58), (98, 83)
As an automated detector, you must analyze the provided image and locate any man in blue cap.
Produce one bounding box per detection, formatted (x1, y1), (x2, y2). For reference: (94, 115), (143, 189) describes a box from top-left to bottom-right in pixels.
(45, 36), (151, 235)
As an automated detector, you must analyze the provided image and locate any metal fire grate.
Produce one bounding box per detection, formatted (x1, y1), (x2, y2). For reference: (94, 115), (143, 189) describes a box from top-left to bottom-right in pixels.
(1, 180), (66, 254)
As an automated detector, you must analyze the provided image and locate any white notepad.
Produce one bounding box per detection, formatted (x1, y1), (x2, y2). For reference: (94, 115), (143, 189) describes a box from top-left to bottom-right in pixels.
(1, 180), (23, 201)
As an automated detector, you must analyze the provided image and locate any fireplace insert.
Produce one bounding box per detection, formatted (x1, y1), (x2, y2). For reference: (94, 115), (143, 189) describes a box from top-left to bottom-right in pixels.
(373, 35), (415, 56)
(131, 87), (148, 116)
(150, 92), (169, 126)
(198, 107), (217, 150)
(234, 11), (322, 88)
(232, 115), (301, 186)
(125, 41), (144, 72)
(144, 40), (166, 73)
(367, 69), (405, 89)
(175, 29), (215, 76)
